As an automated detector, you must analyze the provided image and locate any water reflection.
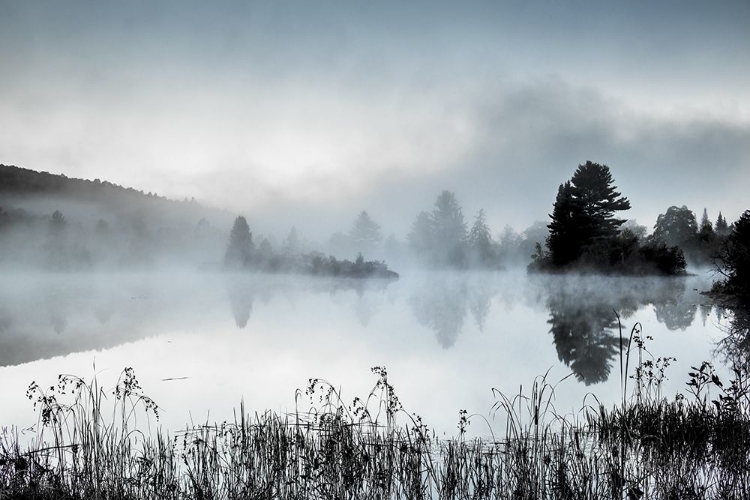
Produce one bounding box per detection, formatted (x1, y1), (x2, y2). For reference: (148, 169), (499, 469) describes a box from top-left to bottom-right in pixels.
(406, 274), (712, 384)
(226, 280), (254, 328)
(409, 278), (467, 348)
(715, 300), (750, 371)
(408, 274), (500, 347)
(546, 291), (624, 385)
(0, 272), (719, 386)
(541, 277), (704, 384)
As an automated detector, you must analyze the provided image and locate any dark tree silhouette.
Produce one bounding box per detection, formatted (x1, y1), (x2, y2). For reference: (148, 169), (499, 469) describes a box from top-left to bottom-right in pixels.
(716, 212), (730, 235)
(547, 182), (584, 265)
(637, 240), (687, 275)
(224, 216), (253, 268)
(700, 208), (713, 234)
(716, 210), (750, 297)
(570, 162), (630, 237)
(546, 162), (630, 267)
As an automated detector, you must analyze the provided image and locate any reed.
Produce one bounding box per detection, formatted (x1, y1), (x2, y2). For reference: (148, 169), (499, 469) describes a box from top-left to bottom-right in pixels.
(2, 350), (750, 499)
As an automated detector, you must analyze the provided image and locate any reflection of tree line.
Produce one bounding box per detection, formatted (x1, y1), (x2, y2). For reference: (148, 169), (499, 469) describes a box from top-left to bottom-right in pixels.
(0, 276), (396, 366)
(408, 276), (717, 385)
(5, 274), (744, 383)
(225, 277), (393, 329)
(408, 275), (500, 349)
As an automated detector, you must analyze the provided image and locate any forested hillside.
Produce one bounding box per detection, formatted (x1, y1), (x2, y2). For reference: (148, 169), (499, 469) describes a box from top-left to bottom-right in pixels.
(0, 164), (234, 269)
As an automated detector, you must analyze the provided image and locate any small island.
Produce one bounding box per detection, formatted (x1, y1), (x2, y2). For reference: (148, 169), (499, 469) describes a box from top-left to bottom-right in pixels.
(530, 161), (698, 276)
(223, 215), (399, 279)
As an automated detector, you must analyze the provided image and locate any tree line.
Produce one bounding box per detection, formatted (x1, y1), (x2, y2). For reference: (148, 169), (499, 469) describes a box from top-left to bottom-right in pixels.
(2, 163), (747, 281)
(529, 161), (747, 277)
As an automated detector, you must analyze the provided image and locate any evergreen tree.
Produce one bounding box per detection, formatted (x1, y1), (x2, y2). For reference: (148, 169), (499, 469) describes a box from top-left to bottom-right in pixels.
(349, 211), (383, 257)
(568, 161), (631, 241)
(407, 212), (434, 254)
(283, 226), (300, 255)
(224, 216), (253, 267)
(546, 162), (630, 267)
(547, 181), (584, 265)
(716, 212), (730, 235)
(700, 208), (713, 234)
(717, 210), (750, 296)
(259, 238), (273, 255)
(467, 209), (494, 267)
(430, 190), (467, 266)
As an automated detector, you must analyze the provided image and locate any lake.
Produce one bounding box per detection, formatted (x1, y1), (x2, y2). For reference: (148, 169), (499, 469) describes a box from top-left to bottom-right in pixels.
(0, 270), (731, 438)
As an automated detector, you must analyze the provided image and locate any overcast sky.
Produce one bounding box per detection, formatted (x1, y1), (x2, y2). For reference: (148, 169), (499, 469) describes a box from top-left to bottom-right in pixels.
(1, 1), (749, 239)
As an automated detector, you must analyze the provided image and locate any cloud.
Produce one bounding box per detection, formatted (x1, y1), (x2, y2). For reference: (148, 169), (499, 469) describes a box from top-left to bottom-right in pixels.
(289, 77), (750, 238)
(2, 18), (748, 241)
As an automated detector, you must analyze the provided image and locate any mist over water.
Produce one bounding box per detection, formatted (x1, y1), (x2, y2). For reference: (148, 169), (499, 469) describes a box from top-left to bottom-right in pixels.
(0, 269), (728, 436)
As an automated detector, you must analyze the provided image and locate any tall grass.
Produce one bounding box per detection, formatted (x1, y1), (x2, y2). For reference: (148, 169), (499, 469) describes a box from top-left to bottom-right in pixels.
(2, 342), (750, 499)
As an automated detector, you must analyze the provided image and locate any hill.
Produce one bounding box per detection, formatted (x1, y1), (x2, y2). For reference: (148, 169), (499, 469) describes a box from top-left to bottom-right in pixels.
(0, 164), (234, 270)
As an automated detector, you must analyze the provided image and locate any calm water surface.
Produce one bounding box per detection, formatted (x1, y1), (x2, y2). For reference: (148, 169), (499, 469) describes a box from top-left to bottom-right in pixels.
(0, 270), (729, 436)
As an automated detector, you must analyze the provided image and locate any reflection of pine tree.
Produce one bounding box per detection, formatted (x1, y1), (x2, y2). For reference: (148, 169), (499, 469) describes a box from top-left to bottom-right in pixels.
(354, 293), (381, 327)
(227, 280), (254, 328)
(409, 280), (467, 349)
(547, 294), (623, 385)
(468, 280), (494, 332)
(699, 303), (712, 327)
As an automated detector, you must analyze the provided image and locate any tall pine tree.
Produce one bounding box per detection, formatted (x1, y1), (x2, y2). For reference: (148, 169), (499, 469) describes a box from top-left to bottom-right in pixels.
(716, 212), (730, 235)
(349, 211), (383, 257)
(430, 191), (467, 266)
(467, 208), (494, 267)
(224, 216), (253, 267)
(546, 162), (631, 267)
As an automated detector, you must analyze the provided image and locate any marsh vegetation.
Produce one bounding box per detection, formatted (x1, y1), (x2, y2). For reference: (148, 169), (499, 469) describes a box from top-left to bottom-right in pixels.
(2, 334), (750, 500)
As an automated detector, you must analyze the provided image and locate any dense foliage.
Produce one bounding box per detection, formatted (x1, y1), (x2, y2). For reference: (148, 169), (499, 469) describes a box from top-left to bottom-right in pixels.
(714, 210), (750, 300)
(532, 162), (688, 275)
